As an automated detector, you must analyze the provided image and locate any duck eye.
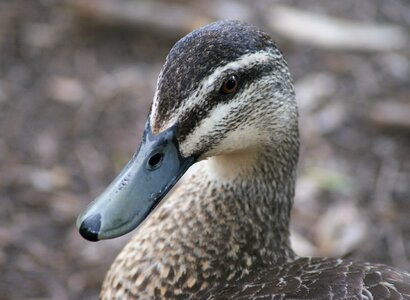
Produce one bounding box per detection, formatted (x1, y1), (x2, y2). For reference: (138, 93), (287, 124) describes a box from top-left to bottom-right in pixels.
(220, 75), (238, 94)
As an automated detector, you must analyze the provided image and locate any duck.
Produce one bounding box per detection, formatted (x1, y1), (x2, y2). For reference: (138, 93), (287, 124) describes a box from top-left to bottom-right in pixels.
(77, 20), (410, 299)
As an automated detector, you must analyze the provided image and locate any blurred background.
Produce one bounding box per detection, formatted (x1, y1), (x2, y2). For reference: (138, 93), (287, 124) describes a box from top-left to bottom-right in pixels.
(0, 0), (409, 299)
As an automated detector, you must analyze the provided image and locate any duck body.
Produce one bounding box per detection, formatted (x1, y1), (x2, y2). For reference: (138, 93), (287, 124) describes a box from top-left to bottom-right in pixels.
(206, 257), (410, 299)
(77, 20), (410, 299)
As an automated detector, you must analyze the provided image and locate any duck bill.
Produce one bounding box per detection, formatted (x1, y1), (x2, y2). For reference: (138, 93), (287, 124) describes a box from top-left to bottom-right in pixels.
(77, 120), (195, 241)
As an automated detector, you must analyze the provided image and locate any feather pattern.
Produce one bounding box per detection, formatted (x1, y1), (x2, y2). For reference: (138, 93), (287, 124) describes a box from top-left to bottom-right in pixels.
(205, 258), (410, 299)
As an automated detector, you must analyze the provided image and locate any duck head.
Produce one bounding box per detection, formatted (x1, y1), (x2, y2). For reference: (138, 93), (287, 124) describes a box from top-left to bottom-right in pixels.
(77, 20), (297, 241)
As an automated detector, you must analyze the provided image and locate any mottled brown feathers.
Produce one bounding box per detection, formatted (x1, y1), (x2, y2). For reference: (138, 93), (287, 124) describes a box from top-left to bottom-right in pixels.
(205, 258), (410, 299)
(102, 153), (298, 299)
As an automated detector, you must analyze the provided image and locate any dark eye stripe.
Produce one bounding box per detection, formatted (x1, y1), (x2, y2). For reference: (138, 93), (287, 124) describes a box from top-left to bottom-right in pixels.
(177, 62), (277, 141)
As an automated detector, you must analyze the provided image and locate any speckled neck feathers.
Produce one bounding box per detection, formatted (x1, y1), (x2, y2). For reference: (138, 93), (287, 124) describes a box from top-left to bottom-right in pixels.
(102, 144), (299, 299)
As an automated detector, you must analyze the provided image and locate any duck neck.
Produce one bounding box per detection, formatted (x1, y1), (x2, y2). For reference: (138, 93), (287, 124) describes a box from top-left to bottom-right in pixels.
(199, 144), (298, 268)
(102, 140), (299, 298)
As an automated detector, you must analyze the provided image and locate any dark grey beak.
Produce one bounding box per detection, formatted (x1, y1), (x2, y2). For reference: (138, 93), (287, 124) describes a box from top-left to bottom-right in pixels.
(76, 119), (195, 241)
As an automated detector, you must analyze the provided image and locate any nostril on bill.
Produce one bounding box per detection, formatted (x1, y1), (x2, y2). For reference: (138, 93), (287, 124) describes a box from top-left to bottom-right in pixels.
(147, 152), (164, 170)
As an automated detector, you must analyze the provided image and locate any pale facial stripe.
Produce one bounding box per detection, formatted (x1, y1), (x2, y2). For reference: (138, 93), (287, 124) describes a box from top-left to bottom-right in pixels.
(150, 50), (276, 131)
(179, 80), (264, 157)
